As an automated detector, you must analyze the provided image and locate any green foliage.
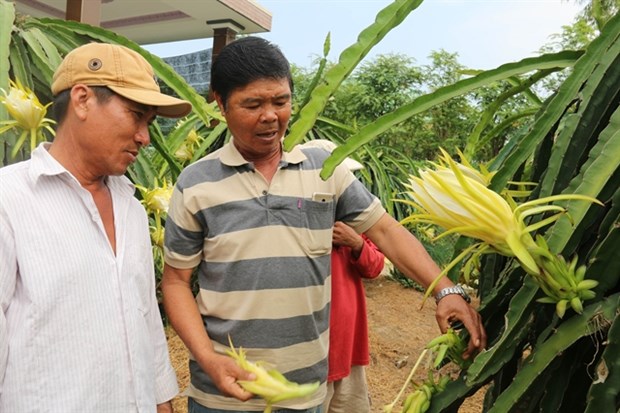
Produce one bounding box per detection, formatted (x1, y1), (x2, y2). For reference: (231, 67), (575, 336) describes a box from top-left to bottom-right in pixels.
(0, 0), (13, 114)
(574, 0), (619, 30)
(427, 10), (620, 412)
(414, 50), (478, 160)
(336, 53), (422, 120)
(285, 2), (619, 411)
(284, 0), (425, 151)
(330, 50), (475, 161)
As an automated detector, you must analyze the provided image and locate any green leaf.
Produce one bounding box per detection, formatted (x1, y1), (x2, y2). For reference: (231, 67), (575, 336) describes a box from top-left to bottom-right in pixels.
(465, 277), (538, 385)
(464, 69), (552, 157)
(584, 209), (620, 297)
(540, 36), (620, 199)
(318, 50), (581, 180)
(165, 115), (201, 156)
(25, 27), (63, 70)
(489, 11), (620, 191)
(9, 36), (34, 90)
(128, 149), (157, 189)
(546, 106), (620, 252)
(191, 122), (228, 164)
(284, 0), (425, 152)
(0, 0), (15, 122)
(584, 307), (620, 412)
(148, 122), (182, 178)
(475, 108), (539, 151)
(24, 17), (86, 55)
(486, 293), (619, 413)
(291, 32), (330, 125)
(537, 349), (583, 412)
(505, 75), (543, 106)
(20, 28), (56, 85)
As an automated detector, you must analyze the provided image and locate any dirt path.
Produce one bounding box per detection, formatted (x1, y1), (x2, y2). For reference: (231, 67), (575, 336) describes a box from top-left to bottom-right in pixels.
(166, 277), (484, 412)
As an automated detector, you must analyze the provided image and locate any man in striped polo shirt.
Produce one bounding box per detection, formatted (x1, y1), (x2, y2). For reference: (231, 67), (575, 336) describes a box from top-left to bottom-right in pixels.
(162, 37), (486, 413)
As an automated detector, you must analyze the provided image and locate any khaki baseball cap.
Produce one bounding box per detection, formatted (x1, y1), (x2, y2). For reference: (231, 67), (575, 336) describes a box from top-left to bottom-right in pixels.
(52, 42), (192, 118)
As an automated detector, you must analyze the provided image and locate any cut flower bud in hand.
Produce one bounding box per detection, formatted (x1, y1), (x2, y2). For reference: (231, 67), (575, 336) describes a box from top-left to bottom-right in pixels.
(226, 336), (320, 413)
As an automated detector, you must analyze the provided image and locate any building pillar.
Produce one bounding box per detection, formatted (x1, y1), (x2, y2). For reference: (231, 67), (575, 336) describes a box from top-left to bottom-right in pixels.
(65, 0), (102, 25)
(205, 19), (244, 102)
(212, 27), (238, 63)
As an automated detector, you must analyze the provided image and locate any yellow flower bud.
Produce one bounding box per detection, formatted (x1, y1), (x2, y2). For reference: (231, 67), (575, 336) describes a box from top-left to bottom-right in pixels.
(0, 79), (56, 157)
(136, 180), (173, 215)
(174, 143), (193, 161)
(402, 148), (602, 309)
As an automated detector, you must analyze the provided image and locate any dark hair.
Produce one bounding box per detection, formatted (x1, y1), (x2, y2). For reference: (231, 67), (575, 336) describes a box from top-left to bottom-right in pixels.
(52, 86), (115, 125)
(210, 36), (293, 109)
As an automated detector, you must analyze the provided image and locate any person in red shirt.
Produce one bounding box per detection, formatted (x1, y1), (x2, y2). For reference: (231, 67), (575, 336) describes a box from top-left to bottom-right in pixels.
(300, 139), (386, 412)
(324, 221), (385, 412)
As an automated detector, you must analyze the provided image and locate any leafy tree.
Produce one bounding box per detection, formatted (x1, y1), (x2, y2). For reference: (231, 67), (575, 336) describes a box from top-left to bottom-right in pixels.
(313, 51), (482, 161)
(344, 53), (422, 119)
(572, 0), (619, 30)
(537, 9), (598, 92)
(322, 53), (424, 156)
(413, 50), (478, 159)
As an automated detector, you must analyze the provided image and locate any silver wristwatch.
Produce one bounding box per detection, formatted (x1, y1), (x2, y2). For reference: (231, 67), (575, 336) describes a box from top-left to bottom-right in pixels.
(434, 285), (471, 304)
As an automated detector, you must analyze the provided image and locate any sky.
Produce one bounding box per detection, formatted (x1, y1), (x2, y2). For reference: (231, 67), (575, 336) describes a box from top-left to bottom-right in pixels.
(143, 0), (584, 71)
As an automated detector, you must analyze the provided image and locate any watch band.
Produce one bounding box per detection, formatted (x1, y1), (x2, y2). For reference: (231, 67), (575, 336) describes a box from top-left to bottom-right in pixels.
(434, 285), (471, 304)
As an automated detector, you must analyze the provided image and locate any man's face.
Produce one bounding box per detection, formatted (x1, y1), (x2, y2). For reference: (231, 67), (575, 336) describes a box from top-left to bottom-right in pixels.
(81, 89), (157, 176)
(216, 78), (292, 161)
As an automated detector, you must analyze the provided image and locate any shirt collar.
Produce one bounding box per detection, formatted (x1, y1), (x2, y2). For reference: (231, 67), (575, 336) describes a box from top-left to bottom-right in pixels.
(28, 142), (66, 181)
(28, 142), (135, 197)
(219, 138), (308, 168)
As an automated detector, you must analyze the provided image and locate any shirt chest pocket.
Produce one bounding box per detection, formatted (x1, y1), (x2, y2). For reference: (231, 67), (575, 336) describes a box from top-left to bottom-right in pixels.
(265, 195), (335, 256)
(299, 198), (335, 256)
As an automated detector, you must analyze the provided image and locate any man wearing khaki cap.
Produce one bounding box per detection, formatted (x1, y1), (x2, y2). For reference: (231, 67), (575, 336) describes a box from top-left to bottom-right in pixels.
(0, 43), (191, 412)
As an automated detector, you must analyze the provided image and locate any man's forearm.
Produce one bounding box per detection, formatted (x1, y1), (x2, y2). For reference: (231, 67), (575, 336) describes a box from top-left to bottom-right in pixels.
(161, 264), (217, 367)
(366, 214), (453, 294)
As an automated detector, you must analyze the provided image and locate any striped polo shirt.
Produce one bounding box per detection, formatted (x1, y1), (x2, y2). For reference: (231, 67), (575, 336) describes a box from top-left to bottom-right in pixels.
(164, 140), (385, 410)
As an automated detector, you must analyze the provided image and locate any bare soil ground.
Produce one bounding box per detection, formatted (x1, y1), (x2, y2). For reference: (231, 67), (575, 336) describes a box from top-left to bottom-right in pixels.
(166, 277), (485, 412)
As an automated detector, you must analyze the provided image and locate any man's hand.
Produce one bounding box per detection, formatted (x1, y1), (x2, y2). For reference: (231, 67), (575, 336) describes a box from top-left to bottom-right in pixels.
(435, 294), (487, 359)
(333, 221), (364, 256)
(200, 352), (257, 401)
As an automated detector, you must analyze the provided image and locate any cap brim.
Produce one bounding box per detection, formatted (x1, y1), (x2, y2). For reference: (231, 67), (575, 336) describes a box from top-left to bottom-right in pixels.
(108, 85), (192, 118)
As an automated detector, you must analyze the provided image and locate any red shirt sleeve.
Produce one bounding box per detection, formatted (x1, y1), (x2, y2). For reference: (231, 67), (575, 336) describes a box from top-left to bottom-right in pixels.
(348, 235), (384, 279)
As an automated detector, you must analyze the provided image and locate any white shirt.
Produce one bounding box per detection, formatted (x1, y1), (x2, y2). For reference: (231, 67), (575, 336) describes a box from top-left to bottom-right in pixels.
(0, 143), (178, 412)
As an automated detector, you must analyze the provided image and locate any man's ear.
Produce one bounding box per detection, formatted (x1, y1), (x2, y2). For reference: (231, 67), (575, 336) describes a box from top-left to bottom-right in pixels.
(213, 92), (226, 114)
(69, 85), (91, 120)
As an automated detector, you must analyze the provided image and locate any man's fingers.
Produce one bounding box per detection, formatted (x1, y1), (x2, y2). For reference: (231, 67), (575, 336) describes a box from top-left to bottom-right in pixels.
(219, 374), (255, 401)
(461, 311), (486, 359)
(230, 384), (255, 401)
(436, 296), (487, 359)
(436, 312), (450, 333)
